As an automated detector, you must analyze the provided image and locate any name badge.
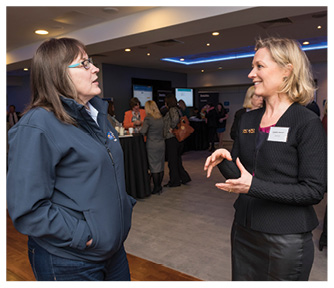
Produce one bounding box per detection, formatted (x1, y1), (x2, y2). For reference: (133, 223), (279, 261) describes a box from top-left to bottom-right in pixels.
(267, 127), (289, 142)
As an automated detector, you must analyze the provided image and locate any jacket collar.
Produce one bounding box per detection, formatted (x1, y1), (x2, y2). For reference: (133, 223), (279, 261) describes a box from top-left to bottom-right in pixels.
(60, 96), (107, 120)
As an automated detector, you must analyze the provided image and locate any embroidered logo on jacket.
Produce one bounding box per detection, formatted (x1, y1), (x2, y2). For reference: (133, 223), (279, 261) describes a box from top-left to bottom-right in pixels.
(107, 131), (117, 141)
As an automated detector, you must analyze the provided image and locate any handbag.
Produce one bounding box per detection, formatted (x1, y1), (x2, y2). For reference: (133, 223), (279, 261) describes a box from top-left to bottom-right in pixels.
(172, 116), (195, 142)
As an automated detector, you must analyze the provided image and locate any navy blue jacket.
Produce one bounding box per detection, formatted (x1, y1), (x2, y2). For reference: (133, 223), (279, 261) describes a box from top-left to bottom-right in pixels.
(7, 96), (136, 261)
(219, 103), (327, 234)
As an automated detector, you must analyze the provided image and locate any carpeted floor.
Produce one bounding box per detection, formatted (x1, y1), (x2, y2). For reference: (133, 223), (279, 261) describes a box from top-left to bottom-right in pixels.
(124, 144), (328, 281)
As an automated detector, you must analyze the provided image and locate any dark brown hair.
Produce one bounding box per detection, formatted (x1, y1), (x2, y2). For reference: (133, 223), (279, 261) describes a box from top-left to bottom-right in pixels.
(165, 94), (177, 108)
(26, 37), (87, 124)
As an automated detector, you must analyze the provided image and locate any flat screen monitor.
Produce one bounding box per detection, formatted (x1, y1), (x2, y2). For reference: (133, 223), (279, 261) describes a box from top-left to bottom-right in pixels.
(175, 88), (193, 107)
(133, 85), (153, 107)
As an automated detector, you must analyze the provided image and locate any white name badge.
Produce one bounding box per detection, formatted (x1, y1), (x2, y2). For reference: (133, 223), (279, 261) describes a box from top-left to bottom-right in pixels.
(267, 127), (290, 142)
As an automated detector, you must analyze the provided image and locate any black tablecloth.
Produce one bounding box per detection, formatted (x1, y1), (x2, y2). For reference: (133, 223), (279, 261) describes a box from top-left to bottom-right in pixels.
(119, 134), (151, 199)
(184, 120), (209, 151)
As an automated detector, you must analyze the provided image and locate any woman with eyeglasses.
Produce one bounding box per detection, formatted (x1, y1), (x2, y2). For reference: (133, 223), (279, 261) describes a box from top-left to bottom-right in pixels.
(7, 38), (136, 281)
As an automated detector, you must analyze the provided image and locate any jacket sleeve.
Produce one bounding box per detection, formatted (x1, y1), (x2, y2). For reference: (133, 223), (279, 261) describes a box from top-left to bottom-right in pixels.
(7, 124), (91, 250)
(123, 111), (133, 129)
(249, 117), (327, 206)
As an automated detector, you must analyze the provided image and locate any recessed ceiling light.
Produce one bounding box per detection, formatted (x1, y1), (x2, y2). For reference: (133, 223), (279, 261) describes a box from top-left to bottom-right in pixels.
(180, 58), (185, 61)
(35, 30), (49, 35)
(212, 32), (219, 36)
(125, 48), (131, 52)
(201, 69), (204, 73)
(206, 43), (210, 46)
(303, 41), (310, 45)
(147, 53), (151, 56)
(23, 68), (29, 71)
(317, 25), (322, 29)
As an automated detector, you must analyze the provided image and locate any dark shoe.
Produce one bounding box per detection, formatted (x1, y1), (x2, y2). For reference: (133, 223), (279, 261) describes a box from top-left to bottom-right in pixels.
(163, 182), (181, 187)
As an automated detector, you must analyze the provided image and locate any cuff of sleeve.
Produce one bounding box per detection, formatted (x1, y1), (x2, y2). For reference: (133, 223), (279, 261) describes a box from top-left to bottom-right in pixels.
(217, 159), (240, 179)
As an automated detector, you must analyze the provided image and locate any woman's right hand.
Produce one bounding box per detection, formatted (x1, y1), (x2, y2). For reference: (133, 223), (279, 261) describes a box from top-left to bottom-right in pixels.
(204, 148), (232, 178)
(86, 239), (93, 247)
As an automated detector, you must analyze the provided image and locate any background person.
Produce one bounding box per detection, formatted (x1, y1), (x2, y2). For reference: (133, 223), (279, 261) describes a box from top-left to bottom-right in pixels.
(230, 85), (263, 141)
(7, 37), (136, 281)
(141, 100), (165, 195)
(216, 102), (228, 148)
(204, 37), (327, 281)
(163, 94), (191, 187)
(123, 97), (146, 131)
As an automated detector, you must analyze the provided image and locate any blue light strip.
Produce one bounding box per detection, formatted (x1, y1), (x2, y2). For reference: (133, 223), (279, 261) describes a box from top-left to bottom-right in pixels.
(161, 43), (327, 65)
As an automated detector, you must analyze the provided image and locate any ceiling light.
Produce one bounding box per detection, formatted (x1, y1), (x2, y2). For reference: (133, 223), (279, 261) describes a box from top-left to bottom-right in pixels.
(212, 32), (219, 36)
(201, 70), (204, 73)
(303, 41), (310, 45)
(317, 25), (322, 29)
(206, 43), (210, 46)
(161, 37), (327, 65)
(180, 58), (185, 61)
(125, 48), (131, 52)
(23, 68), (29, 71)
(35, 30), (49, 35)
(147, 53), (151, 56)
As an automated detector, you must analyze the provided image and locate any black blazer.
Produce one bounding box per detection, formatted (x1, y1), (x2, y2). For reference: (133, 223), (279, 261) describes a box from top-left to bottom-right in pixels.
(219, 103), (327, 234)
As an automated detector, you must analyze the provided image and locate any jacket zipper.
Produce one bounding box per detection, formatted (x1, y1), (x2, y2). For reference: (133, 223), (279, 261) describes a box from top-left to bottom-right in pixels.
(80, 112), (124, 248)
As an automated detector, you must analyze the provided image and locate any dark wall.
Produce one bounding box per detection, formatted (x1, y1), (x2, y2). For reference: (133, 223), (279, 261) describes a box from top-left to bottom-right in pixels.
(102, 63), (187, 121)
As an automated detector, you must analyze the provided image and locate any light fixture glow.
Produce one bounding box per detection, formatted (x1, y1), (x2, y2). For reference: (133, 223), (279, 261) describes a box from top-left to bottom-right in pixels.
(35, 30), (49, 35)
(212, 32), (219, 36)
(317, 25), (322, 29)
(206, 43), (210, 46)
(303, 41), (310, 45)
(125, 48), (131, 52)
(147, 53), (151, 56)
(161, 38), (327, 66)
(23, 68), (29, 71)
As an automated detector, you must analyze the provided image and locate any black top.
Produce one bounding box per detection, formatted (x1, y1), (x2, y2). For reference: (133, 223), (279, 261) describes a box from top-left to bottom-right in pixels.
(218, 103), (327, 234)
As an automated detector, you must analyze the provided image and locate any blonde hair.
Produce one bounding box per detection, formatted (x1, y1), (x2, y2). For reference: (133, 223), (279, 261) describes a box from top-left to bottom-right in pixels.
(145, 100), (162, 119)
(243, 86), (256, 109)
(255, 37), (315, 105)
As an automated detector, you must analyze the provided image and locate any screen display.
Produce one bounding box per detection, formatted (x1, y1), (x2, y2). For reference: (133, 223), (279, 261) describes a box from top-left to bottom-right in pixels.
(133, 85), (153, 106)
(175, 88), (193, 107)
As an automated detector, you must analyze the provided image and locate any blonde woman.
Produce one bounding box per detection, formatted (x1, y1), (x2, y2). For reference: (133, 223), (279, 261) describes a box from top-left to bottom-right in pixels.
(230, 85), (263, 140)
(205, 37), (326, 280)
(141, 100), (165, 194)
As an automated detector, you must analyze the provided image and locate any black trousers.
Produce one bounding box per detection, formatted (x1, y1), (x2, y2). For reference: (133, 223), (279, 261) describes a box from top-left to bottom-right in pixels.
(165, 137), (191, 186)
(231, 222), (314, 281)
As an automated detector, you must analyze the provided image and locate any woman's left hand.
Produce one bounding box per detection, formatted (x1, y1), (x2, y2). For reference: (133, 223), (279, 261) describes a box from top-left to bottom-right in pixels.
(215, 158), (252, 194)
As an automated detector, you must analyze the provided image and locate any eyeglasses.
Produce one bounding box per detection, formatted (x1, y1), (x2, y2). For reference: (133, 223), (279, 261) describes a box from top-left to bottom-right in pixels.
(68, 58), (93, 70)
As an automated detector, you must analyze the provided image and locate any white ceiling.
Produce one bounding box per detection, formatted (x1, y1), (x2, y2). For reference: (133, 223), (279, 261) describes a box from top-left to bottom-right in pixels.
(7, 6), (327, 75)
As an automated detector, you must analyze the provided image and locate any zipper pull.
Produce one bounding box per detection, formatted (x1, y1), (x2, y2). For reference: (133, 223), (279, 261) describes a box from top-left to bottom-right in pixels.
(106, 147), (115, 165)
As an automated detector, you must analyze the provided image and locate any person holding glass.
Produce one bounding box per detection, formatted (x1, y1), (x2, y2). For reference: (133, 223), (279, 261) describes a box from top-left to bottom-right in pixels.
(204, 37), (326, 281)
(123, 97), (146, 132)
(7, 37), (136, 281)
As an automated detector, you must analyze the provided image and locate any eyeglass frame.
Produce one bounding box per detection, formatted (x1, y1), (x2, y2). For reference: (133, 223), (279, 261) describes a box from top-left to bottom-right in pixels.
(68, 58), (93, 70)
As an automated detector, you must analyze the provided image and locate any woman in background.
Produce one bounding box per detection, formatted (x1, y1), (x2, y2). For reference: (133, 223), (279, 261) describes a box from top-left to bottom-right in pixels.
(216, 102), (228, 148)
(205, 37), (326, 281)
(230, 85), (263, 141)
(141, 100), (165, 195)
(123, 97), (146, 131)
(163, 94), (191, 187)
